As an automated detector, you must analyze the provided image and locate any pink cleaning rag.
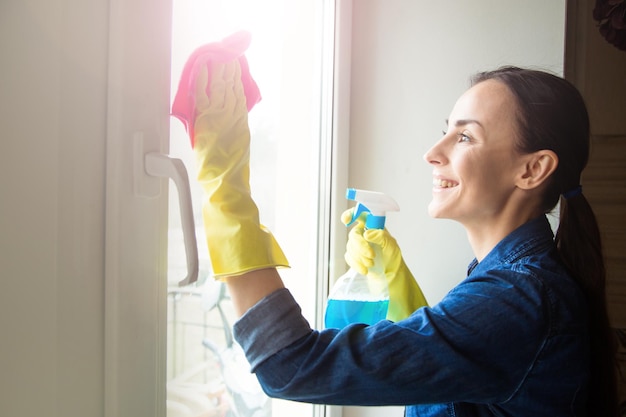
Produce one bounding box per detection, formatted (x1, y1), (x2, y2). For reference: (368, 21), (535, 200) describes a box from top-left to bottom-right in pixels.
(171, 31), (261, 148)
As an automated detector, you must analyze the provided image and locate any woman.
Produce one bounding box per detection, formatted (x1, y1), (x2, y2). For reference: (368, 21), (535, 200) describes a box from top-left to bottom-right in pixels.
(178, 50), (618, 416)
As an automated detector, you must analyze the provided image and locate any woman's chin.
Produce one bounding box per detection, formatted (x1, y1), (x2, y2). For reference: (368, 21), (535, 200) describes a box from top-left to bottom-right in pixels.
(427, 202), (444, 219)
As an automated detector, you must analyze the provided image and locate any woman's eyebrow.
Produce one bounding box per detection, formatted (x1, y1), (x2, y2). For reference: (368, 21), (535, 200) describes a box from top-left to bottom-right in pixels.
(445, 118), (484, 129)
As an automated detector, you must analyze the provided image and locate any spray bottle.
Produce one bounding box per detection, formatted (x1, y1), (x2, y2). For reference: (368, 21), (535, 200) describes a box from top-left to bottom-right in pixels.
(324, 188), (400, 329)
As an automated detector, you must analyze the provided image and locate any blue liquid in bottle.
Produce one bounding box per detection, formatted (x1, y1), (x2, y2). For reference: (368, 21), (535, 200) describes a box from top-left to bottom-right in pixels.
(324, 298), (389, 329)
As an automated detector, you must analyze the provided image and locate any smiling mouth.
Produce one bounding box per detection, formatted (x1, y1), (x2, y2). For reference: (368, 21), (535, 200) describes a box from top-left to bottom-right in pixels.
(433, 178), (459, 188)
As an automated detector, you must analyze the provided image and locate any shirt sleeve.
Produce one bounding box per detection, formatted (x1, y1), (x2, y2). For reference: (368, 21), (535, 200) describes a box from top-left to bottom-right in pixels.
(233, 270), (551, 406)
(233, 288), (313, 370)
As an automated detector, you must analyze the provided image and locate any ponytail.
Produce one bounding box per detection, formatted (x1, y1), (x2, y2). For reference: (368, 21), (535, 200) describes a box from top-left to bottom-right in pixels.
(556, 192), (618, 417)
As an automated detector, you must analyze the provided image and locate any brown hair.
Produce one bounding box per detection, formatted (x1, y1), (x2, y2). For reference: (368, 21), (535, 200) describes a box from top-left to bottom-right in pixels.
(472, 66), (618, 416)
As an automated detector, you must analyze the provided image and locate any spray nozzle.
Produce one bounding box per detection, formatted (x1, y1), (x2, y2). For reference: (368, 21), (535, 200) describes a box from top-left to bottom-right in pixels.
(345, 188), (400, 230)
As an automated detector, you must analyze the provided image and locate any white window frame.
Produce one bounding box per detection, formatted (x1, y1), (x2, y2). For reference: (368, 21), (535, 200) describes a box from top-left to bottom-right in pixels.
(103, 0), (353, 416)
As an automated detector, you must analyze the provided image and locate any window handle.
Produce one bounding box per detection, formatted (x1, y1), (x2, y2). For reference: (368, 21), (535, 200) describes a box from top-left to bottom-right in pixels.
(144, 151), (199, 286)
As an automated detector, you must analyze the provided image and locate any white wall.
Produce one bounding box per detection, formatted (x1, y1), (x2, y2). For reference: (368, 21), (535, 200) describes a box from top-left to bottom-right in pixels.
(0, 1), (108, 416)
(344, 1), (565, 416)
(348, 0), (566, 303)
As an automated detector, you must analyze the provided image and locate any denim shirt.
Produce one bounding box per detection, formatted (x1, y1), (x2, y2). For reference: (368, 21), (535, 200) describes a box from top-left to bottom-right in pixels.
(234, 215), (589, 416)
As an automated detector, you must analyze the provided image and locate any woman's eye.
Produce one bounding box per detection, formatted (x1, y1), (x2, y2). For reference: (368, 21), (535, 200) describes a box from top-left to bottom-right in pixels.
(457, 133), (471, 142)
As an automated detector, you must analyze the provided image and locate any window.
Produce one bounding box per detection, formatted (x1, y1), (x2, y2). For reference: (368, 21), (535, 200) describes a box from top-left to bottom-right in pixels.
(166, 1), (336, 416)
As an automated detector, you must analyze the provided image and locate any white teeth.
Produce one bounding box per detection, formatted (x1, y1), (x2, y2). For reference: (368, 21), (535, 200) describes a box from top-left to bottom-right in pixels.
(433, 178), (457, 188)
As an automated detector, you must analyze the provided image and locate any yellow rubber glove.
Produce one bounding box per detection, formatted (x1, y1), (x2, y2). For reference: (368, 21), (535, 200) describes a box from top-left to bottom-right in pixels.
(193, 59), (289, 279)
(342, 209), (428, 321)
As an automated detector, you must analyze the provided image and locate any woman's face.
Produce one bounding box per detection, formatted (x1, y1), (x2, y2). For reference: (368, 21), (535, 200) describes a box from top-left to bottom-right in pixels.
(423, 79), (526, 228)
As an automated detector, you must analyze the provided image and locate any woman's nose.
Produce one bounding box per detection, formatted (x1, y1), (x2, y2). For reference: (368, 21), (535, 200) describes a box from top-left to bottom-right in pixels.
(423, 139), (445, 165)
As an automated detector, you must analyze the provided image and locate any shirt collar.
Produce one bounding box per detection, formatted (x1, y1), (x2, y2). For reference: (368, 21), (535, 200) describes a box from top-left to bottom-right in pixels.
(467, 215), (555, 276)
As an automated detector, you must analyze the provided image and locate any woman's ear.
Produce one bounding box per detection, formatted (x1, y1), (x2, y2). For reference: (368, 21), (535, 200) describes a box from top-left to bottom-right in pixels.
(517, 150), (559, 190)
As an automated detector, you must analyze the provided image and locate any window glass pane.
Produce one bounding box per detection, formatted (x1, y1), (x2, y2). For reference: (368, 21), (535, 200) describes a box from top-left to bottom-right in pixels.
(166, 1), (331, 416)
